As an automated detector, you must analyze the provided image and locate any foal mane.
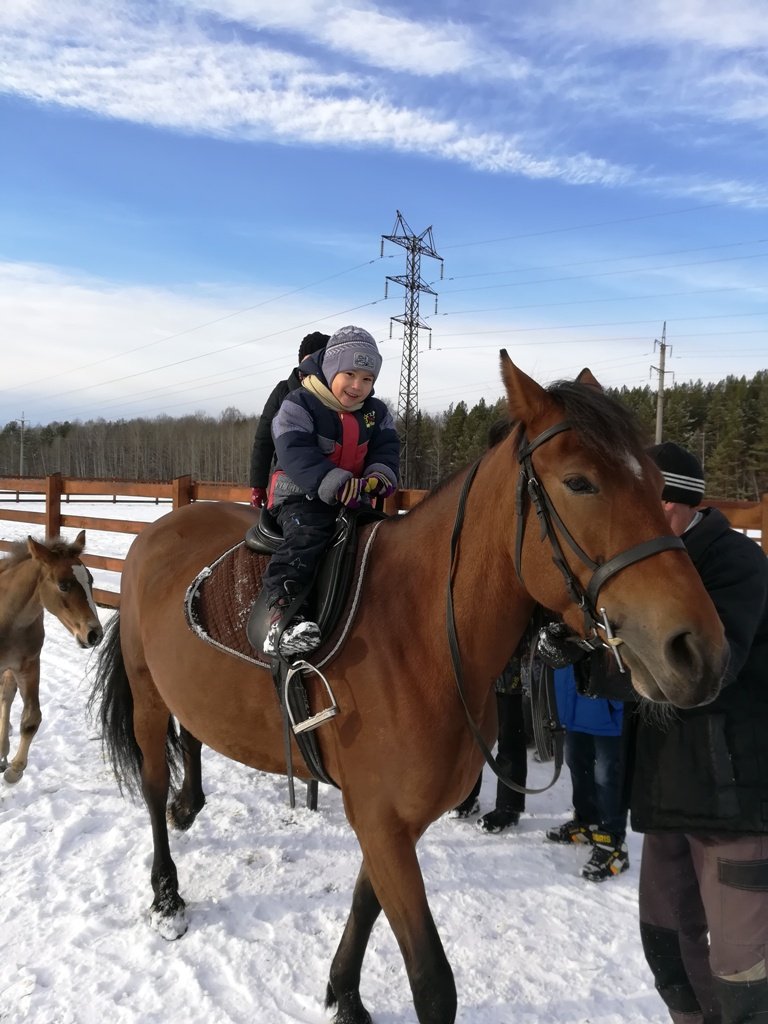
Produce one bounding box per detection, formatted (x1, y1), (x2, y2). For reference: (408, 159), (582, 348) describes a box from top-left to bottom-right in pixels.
(0, 536), (81, 573)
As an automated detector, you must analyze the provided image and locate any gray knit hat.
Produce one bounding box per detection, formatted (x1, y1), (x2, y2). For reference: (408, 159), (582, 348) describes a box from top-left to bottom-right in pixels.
(647, 442), (705, 506)
(321, 325), (382, 386)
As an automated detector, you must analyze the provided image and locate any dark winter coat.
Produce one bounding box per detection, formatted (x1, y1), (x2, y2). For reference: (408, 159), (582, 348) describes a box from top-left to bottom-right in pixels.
(630, 507), (768, 834)
(268, 356), (400, 509)
(248, 369), (302, 489)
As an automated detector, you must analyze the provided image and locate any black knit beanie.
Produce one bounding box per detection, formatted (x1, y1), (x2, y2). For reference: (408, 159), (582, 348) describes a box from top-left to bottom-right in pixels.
(297, 332), (330, 363)
(647, 441), (705, 506)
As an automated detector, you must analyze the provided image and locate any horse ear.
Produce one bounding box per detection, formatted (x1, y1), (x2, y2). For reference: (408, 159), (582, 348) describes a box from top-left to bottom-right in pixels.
(576, 367), (603, 390)
(500, 349), (549, 423)
(27, 536), (51, 564)
(73, 530), (86, 553)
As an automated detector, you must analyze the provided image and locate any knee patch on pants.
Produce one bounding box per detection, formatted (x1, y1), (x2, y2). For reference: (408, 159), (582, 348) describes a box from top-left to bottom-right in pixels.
(641, 921), (702, 1015)
(713, 975), (768, 1024)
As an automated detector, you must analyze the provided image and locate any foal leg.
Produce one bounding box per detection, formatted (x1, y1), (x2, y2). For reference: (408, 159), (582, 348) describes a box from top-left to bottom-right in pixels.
(326, 862), (383, 1024)
(3, 662), (41, 784)
(0, 669), (16, 773)
(167, 724), (205, 831)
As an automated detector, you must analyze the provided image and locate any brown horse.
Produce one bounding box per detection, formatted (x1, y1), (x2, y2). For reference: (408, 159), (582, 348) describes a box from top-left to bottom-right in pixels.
(0, 530), (104, 784)
(90, 356), (727, 1024)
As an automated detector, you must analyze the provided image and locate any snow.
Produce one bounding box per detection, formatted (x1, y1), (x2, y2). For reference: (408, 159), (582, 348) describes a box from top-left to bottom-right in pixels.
(0, 502), (670, 1024)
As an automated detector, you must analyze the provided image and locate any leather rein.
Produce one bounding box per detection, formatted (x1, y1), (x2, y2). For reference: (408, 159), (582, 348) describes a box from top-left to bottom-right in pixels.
(446, 419), (685, 796)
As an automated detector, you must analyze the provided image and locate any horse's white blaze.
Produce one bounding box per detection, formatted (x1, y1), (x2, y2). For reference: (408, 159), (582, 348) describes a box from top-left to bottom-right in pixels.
(625, 452), (643, 479)
(73, 563), (99, 619)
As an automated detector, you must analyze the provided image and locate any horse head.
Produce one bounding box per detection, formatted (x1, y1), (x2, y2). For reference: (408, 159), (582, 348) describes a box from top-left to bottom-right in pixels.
(27, 530), (104, 649)
(498, 351), (726, 709)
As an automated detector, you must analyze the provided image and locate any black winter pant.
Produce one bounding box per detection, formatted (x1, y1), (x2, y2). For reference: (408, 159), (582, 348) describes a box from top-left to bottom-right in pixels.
(262, 500), (338, 609)
(639, 832), (768, 1024)
(464, 691), (528, 814)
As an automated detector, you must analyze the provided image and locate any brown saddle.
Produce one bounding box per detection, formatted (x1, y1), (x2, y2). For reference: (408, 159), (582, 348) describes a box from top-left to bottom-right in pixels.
(184, 506), (386, 669)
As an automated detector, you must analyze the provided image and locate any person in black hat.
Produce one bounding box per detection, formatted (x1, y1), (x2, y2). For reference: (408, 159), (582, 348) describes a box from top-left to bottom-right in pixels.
(631, 441), (768, 1024)
(248, 331), (330, 509)
(538, 439), (768, 1023)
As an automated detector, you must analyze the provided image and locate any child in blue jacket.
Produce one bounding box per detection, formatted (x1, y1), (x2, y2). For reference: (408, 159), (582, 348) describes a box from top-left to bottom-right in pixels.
(262, 325), (400, 657)
(546, 659), (631, 882)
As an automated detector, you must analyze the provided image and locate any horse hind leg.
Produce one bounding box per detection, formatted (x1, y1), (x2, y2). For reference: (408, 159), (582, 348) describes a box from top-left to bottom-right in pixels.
(326, 863), (382, 1024)
(167, 724), (206, 831)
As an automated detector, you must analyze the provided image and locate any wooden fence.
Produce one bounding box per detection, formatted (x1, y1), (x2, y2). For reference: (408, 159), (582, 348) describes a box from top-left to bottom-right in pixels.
(0, 473), (765, 609)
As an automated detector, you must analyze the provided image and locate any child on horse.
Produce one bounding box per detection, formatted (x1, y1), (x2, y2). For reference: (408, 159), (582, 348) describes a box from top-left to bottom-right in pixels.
(262, 325), (400, 657)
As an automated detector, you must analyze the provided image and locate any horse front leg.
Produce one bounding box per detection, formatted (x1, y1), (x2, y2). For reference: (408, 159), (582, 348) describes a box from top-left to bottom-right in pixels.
(2, 661), (41, 785)
(135, 710), (187, 939)
(326, 862), (383, 1024)
(167, 724), (205, 831)
(0, 669), (16, 773)
(361, 827), (456, 1024)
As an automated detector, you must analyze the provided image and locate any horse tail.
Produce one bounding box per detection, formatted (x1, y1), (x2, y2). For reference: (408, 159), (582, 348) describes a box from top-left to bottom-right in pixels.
(88, 612), (182, 799)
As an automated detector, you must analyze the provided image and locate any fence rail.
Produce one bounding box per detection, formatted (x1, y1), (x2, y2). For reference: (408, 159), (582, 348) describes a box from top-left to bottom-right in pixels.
(0, 473), (765, 609)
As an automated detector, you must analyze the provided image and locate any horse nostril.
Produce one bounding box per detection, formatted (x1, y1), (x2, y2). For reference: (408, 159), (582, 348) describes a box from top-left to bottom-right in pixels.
(87, 628), (103, 647)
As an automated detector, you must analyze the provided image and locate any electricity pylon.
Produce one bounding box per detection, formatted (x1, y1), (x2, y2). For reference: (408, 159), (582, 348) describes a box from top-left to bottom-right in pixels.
(381, 211), (443, 487)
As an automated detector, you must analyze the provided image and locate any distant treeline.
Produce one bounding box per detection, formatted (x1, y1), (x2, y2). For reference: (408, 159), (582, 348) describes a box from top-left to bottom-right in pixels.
(1, 371), (766, 500)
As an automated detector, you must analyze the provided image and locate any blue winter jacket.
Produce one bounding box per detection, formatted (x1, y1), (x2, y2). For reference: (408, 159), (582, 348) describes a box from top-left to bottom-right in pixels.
(554, 666), (624, 737)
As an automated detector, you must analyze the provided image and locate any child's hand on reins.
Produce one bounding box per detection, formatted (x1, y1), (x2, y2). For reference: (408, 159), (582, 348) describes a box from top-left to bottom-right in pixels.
(363, 473), (396, 498)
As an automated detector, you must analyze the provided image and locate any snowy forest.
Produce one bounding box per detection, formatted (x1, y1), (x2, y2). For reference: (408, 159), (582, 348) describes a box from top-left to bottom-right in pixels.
(1, 371), (767, 500)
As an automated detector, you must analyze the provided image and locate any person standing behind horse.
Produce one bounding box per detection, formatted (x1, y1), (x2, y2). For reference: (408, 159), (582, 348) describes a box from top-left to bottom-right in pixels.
(537, 441), (768, 1022)
(449, 418), (530, 833)
(249, 331), (330, 509)
(261, 325), (400, 657)
(630, 442), (768, 1024)
(450, 652), (530, 832)
(546, 651), (634, 882)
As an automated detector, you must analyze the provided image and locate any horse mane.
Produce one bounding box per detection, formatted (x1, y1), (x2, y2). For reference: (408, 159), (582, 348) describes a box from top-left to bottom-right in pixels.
(545, 379), (647, 462)
(398, 380), (645, 526)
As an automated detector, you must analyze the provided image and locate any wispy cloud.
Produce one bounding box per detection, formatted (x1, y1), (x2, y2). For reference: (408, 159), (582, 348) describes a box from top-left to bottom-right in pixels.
(1, 1), (767, 204)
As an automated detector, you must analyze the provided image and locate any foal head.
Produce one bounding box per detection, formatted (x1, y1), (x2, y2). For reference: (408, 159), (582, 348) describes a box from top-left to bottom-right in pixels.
(27, 531), (104, 649)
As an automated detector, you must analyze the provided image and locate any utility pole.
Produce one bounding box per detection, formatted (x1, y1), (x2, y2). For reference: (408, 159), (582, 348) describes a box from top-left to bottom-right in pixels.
(651, 323), (673, 443)
(19, 411), (25, 476)
(381, 211), (443, 488)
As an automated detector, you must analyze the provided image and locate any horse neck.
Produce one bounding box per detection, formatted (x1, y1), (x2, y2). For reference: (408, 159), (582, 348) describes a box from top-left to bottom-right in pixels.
(0, 558), (44, 631)
(378, 457), (535, 679)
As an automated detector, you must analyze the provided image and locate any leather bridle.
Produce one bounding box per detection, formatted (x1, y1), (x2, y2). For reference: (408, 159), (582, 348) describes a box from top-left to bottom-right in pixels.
(514, 420), (685, 654)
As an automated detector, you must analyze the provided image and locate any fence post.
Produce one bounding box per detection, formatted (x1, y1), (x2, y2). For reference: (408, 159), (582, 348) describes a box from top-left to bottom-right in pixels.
(761, 494), (768, 554)
(172, 475), (194, 509)
(45, 473), (63, 539)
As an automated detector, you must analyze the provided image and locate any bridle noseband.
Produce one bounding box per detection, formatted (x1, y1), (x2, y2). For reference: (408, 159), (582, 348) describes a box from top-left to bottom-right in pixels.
(514, 420), (685, 666)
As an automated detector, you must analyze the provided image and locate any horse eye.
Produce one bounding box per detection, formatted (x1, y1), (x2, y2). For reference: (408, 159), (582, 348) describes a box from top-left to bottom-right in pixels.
(565, 475), (597, 494)
(58, 580), (74, 593)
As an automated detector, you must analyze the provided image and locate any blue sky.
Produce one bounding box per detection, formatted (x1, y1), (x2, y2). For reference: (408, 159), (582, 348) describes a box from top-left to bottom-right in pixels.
(1, 0), (767, 426)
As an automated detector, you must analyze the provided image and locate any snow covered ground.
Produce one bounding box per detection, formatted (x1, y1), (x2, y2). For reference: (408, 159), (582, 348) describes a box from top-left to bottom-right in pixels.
(0, 502), (670, 1024)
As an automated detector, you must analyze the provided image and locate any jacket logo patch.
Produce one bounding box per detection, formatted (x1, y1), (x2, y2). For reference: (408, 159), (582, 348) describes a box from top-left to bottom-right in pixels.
(363, 411), (376, 429)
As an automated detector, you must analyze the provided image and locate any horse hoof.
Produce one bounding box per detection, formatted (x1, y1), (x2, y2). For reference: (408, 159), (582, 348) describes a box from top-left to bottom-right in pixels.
(149, 903), (188, 940)
(3, 766), (23, 784)
(167, 796), (205, 832)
